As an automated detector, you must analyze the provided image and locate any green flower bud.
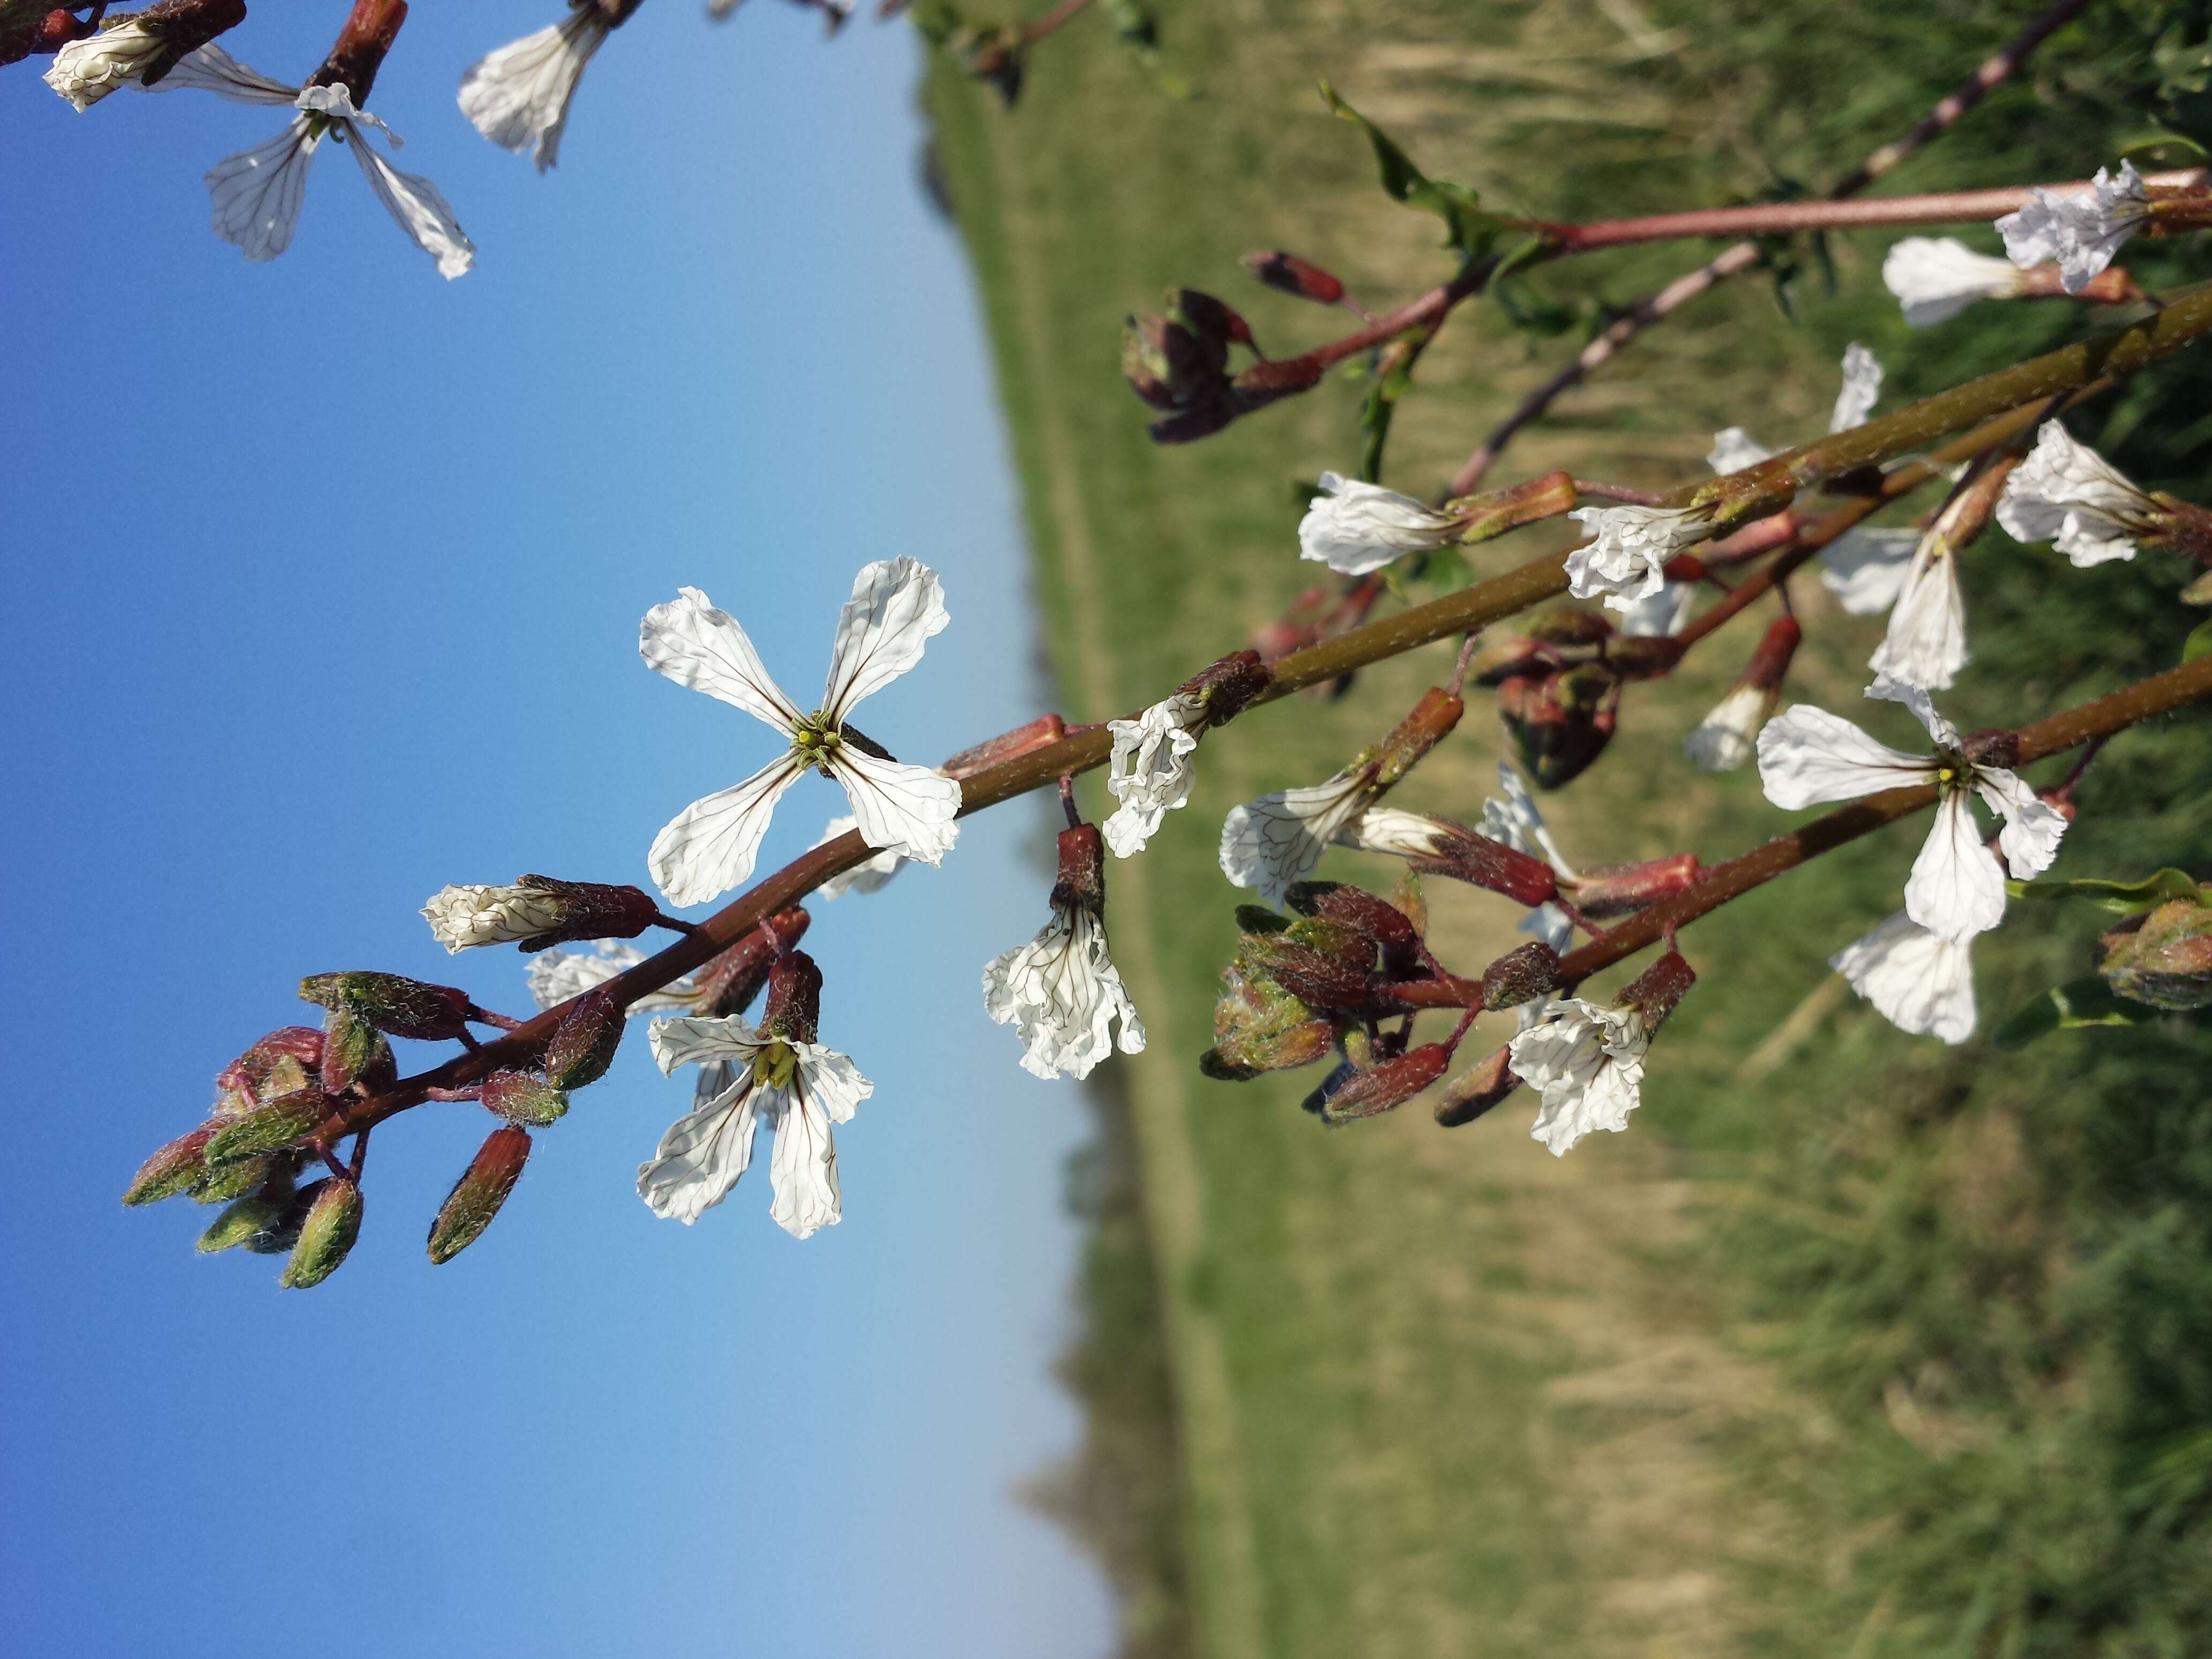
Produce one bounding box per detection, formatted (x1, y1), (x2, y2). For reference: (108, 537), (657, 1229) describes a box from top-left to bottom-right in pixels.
(197, 1193), (289, 1254)
(192, 1150), (285, 1205)
(298, 971), (476, 1042)
(480, 1071), (568, 1126)
(203, 1089), (326, 1166)
(123, 1124), (217, 1206)
(543, 988), (624, 1089)
(280, 1179), (363, 1289)
(428, 1127), (533, 1265)
(2099, 895), (2212, 1011)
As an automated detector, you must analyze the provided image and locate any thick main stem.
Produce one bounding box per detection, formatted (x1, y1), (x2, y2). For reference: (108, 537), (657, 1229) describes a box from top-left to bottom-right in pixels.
(317, 291), (2212, 1141)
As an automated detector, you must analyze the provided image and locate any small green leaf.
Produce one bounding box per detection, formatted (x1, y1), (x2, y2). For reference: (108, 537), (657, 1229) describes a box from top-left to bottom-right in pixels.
(1318, 84), (1521, 261)
(2184, 619), (2212, 661)
(2117, 126), (2209, 164)
(1994, 975), (2164, 1048)
(2007, 869), (2206, 915)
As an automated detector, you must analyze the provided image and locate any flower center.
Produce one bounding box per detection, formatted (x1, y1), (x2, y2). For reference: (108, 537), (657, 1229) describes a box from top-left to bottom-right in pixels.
(789, 712), (844, 773)
(751, 1040), (798, 1090)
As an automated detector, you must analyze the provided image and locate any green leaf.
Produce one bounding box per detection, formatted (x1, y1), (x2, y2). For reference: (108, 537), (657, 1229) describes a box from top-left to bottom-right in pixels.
(1318, 84), (1519, 261)
(2006, 868), (2206, 915)
(2184, 619), (2212, 661)
(1994, 975), (2165, 1049)
(1355, 327), (1425, 482)
(2118, 126), (2209, 165)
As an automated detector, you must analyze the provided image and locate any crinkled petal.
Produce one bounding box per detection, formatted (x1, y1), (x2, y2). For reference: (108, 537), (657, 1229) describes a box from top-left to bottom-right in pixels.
(1867, 535), (1969, 691)
(1974, 767), (2068, 878)
(1219, 772), (1371, 904)
(458, 13), (607, 172)
(828, 748), (961, 866)
(206, 116), (320, 261)
(1831, 911), (1976, 1044)
(1828, 343), (1883, 433)
(809, 815), (908, 900)
(1508, 1001), (1649, 1156)
(1298, 472), (1461, 575)
(1819, 528), (1919, 615)
(648, 756), (805, 908)
(1995, 421), (2151, 567)
(983, 909), (1146, 1080)
(1904, 790), (2007, 940)
(821, 557), (950, 721)
(347, 126), (475, 279)
(639, 587), (805, 731)
(1565, 505), (1708, 609)
(1102, 695), (1204, 857)
(1757, 705), (1928, 810)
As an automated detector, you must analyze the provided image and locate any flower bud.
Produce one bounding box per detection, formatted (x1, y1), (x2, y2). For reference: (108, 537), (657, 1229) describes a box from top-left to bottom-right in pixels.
(689, 908), (810, 1018)
(2098, 896), (2212, 1011)
(1120, 318), (1180, 413)
(1447, 471), (1580, 548)
(480, 1071), (569, 1126)
(1481, 941), (1560, 1012)
(1496, 666), (1618, 789)
(1171, 288), (1256, 358)
(1408, 828), (1558, 907)
(1239, 933), (1371, 1011)
(1619, 948), (1697, 1025)
(1606, 634), (1685, 682)
(1202, 965), (1338, 1079)
(300, 972), (477, 1042)
(280, 1179), (363, 1289)
(204, 1088), (327, 1165)
(1182, 648), (1273, 729)
(1305, 1044), (1450, 1124)
(1230, 356), (1326, 410)
(1240, 250), (1345, 305)
(542, 988), (625, 1089)
(316, 1005), (394, 1096)
(215, 1026), (325, 1112)
(422, 876), (659, 954)
(1284, 881), (1422, 977)
(1572, 854), (1701, 919)
(1433, 1045), (1521, 1128)
(1525, 607), (1616, 648)
(123, 1124), (219, 1206)
(192, 1150), (288, 1205)
(42, 0), (246, 106)
(758, 952), (825, 1045)
(197, 1192), (292, 1254)
(428, 1127), (532, 1265)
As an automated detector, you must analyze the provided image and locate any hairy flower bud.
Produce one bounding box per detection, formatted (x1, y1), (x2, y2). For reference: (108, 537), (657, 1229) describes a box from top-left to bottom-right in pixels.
(1202, 964), (1339, 1080)
(1407, 828), (1558, 908)
(196, 1192), (291, 1254)
(1241, 249), (1345, 305)
(1239, 932), (1372, 1011)
(42, 0), (245, 106)
(758, 952), (826, 1046)
(428, 1127), (532, 1265)
(315, 1006), (394, 1096)
(1284, 881), (1422, 977)
(300, 972), (477, 1042)
(1619, 948), (1697, 1024)
(1306, 1043), (1451, 1124)
(686, 908), (811, 1018)
(1481, 941), (1560, 1011)
(543, 988), (625, 1090)
(204, 1089), (326, 1166)
(2099, 896), (2212, 1011)
(214, 1026), (325, 1115)
(1572, 854), (1701, 919)
(480, 1071), (569, 1126)
(1433, 1045), (1521, 1128)
(123, 1124), (219, 1206)
(1496, 666), (1618, 789)
(1371, 687), (1463, 787)
(192, 1151), (287, 1205)
(1184, 648), (1273, 729)
(280, 1179), (363, 1289)
(1449, 471), (1581, 548)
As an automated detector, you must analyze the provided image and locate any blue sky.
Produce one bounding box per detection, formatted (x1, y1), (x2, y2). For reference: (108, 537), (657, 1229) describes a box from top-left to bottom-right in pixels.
(0, 5), (1114, 1653)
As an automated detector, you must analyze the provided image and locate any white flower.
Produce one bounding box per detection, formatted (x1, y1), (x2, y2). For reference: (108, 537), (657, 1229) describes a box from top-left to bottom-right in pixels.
(1614, 580), (1697, 638)
(1705, 429), (1775, 475)
(1220, 768), (1377, 904)
(982, 907), (1145, 1080)
(1830, 911), (1976, 1044)
(1103, 692), (1204, 857)
(1882, 237), (2025, 327)
(1819, 527), (1919, 615)
(1683, 684), (1770, 772)
(1333, 805), (1454, 858)
(423, 883), (567, 951)
(1997, 162), (2148, 293)
(1756, 676), (2068, 940)
(1996, 421), (2157, 567)
(1297, 472), (1462, 576)
(809, 815), (909, 901)
(640, 558), (962, 907)
(639, 1015), (872, 1237)
(1508, 999), (1651, 1155)
(1828, 342), (1884, 434)
(1868, 524), (1971, 691)
(1565, 505), (1711, 610)
(44, 18), (171, 108)
(527, 941), (699, 1014)
(459, 5), (624, 172)
(149, 46), (474, 275)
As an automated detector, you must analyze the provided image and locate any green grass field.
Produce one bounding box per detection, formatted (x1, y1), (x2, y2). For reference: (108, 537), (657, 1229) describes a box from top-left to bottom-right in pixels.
(925, 3), (2212, 1653)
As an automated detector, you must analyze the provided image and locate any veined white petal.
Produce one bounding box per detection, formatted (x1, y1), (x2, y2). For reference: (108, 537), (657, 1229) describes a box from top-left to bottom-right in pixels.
(637, 1065), (761, 1224)
(828, 748), (961, 866)
(1508, 1000), (1650, 1156)
(1831, 911), (1976, 1043)
(648, 756), (805, 907)
(1867, 535), (1969, 691)
(145, 41), (298, 103)
(423, 882), (565, 951)
(1865, 674), (1960, 749)
(793, 1043), (871, 1127)
(1904, 790), (2007, 940)
(1612, 580), (1697, 639)
(1219, 770), (1373, 903)
(639, 586), (805, 731)
(346, 126), (475, 279)
(648, 1013), (768, 1073)
(529, 941), (696, 1014)
(1683, 684), (1768, 772)
(982, 908), (1146, 1080)
(1102, 694), (1204, 857)
(1819, 528), (1919, 615)
(458, 12), (608, 172)
(1882, 237), (2021, 327)
(1995, 421), (2153, 567)
(1297, 472), (1461, 574)
(1706, 428), (1775, 475)
(763, 1083), (841, 1239)
(1974, 767), (2068, 878)
(44, 19), (169, 109)
(206, 116), (320, 261)
(821, 556), (950, 721)
(1827, 343), (1883, 434)
(1757, 705), (1928, 810)
(809, 814), (908, 900)
(1481, 763), (1576, 878)
(1996, 163), (2147, 293)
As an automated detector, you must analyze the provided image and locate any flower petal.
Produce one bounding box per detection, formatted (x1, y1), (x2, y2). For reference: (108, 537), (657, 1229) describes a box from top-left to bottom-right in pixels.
(808, 814), (908, 900)
(1867, 537), (1969, 691)
(828, 748), (961, 865)
(792, 1044), (873, 1126)
(636, 1065), (759, 1224)
(647, 756), (805, 907)
(206, 116), (320, 261)
(764, 1086), (841, 1239)
(145, 41), (299, 103)
(821, 556), (950, 720)
(1757, 705), (1926, 810)
(982, 909), (1145, 1080)
(1297, 473), (1461, 575)
(1827, 342), (1883, 434)
(1865, 674), (1960, 748)
(457, 13), (607, 171)
(1819, 527), (1919, 616)
(1219, 772), (1372, 904)
(347, 126), (475, 279)
(1830, 911), (1976, 1044)
(639, 587), (805, 731)
(1904, 791), (2007, 939)
(1881, 237), (2020, 328)
(648, 1013), (766, 1073)
(1974, 767), (2068, 878)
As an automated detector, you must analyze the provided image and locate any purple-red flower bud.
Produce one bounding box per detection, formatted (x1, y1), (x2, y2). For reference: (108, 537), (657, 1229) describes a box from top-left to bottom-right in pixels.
(428, 1127), (532, 1265)
(694, 908), (810, 1018)
(760, 952), (825, 1045)
(1618, 948), (1697, 1025)
(1307, 1044), (1451, 1124)
(299, 972), (477, 1042)
(1496, 667), (1618, 789)
(124, 1124), (220, 1207)
(1285, 881), (1422, 978)
(1240, 250), (1346, 305)
(1433, 1045), (1521, 1128)
(543, 989), (624, 1090)
(1480, 941), (1560, 1011)
(1052, 823), (1108, 920)
(1241, 934), (1372, 1012)
(1179, 648), (1274, 728)
(1409, 831), (1558, 908)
